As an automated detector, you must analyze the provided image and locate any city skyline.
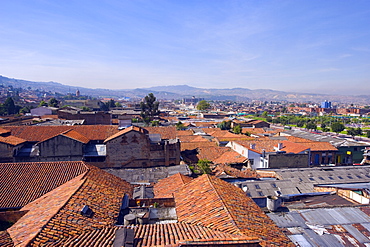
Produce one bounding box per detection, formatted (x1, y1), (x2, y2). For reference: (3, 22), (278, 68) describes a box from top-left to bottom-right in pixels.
(1, 0), (370, 95)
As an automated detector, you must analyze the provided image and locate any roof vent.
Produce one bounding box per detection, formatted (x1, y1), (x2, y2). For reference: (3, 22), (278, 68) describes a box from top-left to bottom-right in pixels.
(80, 205), (93, 217)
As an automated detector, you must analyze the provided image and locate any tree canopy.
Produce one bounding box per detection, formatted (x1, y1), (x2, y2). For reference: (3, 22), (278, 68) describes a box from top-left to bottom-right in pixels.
(196, 100), (210, 111)
(140, 93), (160, 124)
(331, 122), (345, 133)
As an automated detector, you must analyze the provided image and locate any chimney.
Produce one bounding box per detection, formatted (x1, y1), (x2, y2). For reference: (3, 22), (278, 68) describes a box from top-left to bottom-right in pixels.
(277, 143), (283, 151)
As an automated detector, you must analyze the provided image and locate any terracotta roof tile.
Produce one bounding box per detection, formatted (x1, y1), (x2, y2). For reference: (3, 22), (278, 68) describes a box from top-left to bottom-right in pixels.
(0, 231), (13, 247)
(154, 173), (193, 198)
(28, 165), (132, 246)
(61, 129), (90, 144)
(178, 135), (210, 143)
(196, 146), (230, 162)
(181, 141), (217, 151)
(234, 139), (309, 154)
(212, 151), (248, 165)
(37, 223), (259, 247)
(174, 175), (293, 246)
(286, 136), (338, 151)
(0, 161), (88, 209)
(5, 164), (133, 246)
(3, 125), (119, 142)
(144, 126), (177, 139)
(104, 126), (148, 143)
(7, 173), (86, 247)
(0, 127), (11, 135)
(0, 135), (26, 146)
(133, 223), (259, 247)
(175, 129), (194, 136)
(213, 164), (259, 178)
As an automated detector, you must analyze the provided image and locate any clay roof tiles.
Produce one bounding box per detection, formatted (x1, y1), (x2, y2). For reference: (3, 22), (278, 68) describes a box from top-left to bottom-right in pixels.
(0, 127), (11, 135)
(0, 161), (88, 209)
(181, 141), (217, 151)
(174, 174), (293, 246)
(0, 231), (13, 247)
(5, 164), (133, 247)
(213, 164), (259, 179)
(3, 125), (119, 142)
(154, 173), (193, 198)
(212, 150), (248, 165)
(144, 126), (177, 139)
(0, 135), (27, 146)
(36, 223), (259, 247)
(61, 129), (90, 144)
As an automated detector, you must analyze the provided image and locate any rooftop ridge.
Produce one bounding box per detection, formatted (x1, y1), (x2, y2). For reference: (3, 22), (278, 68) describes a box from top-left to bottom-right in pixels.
(7, 173), (88, 247)
(205, 175), (244, 235)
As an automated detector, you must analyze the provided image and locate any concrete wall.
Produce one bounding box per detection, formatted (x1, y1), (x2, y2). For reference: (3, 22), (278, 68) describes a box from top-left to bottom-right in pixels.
(38, 135), (84, 160)
(0, 143), (23, 163)
(105, 131), (151, 168)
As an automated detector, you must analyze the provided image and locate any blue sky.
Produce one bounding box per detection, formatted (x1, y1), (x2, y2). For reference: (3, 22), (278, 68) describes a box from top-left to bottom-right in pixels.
(1, 0), (370, 95)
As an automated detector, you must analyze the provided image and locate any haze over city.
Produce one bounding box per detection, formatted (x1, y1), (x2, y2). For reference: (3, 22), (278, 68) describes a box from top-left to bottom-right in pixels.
(1, 0), (370, 95)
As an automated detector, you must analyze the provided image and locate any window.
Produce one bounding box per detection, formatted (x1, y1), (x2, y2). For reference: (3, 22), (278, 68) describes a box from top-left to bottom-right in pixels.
(328, 176), (334, 180)
(258, 191), (264, 196)
(255, 184), (261, 189)
(318, 177), (324, 180)
(347, 176), (353, 179)
(356, 175), (362, 179)
(271, 183), (277, 188)
(309, 177), (315, 181)
(338, 176), (343, 179)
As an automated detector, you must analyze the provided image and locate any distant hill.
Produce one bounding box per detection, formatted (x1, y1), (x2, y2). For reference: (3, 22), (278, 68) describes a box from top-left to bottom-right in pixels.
(1, 75), (369, 104)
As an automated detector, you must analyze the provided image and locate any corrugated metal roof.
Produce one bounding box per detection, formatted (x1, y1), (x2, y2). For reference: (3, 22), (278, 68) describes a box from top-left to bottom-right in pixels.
(269, 207), (370, 247)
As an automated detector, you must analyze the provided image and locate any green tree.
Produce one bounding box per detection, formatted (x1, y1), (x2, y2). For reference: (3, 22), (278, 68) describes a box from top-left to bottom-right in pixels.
(39, 100), (48, 107)
(4, 97), (16, 115)
(355, 127), (362, 136)
(331, 122), (345, 133)
(197, 159), (212, 174)
(176, 121), (186, 130)
(48, 98), (59, 107)
(196, 100), (210, 111)
(140, 93), (160, 124)
(305, 122), (317, 131)
(262, 111), (268, 118)
(366, 131), (370, 138)
(218, 120), (231, 130)
(347, 127), (356, 137)
(108, 99), (115, 108)
(232, 125), (242, 134)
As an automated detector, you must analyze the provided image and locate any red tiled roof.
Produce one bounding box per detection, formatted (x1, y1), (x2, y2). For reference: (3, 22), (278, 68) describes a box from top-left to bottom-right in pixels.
(144, 126), (177, 139)
(0, 135), (26, 146)
(154, 173), (193, 198)
(196, 146), (230, 162)
(0, 231), (13, 247)
(104, 126), (148, 143)
(178, 135), (210, 143)
(61, 129), (90, 144)
(6, 164), (133, 246)
(212, 150), (248, 165)
(3, 125), (119, 142)
(213, 164), (259, 179)
(174, 174), (293, 246)
(234, 139), (309, 154)
(181, 141), (217, 151)
(286, 136), (338, 151)
(0, 161), (88, 209)
(175, 129), (194, 136)
(133, 223), (259, 247)
(36, 223), (259, 247)
(7, 173), (86, 246)
(0, 127), (11, 135)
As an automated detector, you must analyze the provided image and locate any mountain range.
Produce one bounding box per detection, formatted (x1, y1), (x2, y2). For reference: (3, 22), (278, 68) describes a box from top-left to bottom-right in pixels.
(1, 75), (369, 104)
